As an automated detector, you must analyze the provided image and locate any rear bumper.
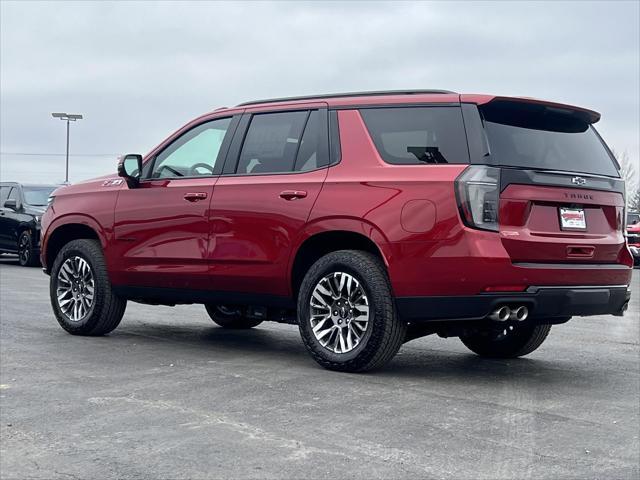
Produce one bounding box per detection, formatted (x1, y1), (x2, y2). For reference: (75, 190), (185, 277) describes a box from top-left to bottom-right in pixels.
(396, 285), (632, 322)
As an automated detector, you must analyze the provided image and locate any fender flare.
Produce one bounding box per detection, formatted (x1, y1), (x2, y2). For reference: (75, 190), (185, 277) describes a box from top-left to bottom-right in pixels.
(42, 213), (107, 268)
(286, 216), (392, 294)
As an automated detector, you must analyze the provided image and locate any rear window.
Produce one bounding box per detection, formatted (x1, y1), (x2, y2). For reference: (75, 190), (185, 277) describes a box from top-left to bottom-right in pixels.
(480, 101), (619, 177)
(360, 107), (469, 165)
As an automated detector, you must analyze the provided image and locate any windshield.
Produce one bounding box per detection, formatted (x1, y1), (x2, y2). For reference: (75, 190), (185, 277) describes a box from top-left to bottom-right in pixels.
(628, 213), (640, 226)
(23, 186), (56, 206)
(480, 101), (619, 177)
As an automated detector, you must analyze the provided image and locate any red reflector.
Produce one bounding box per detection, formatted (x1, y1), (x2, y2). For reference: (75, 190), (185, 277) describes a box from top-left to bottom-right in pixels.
(483, 285), (527, 292)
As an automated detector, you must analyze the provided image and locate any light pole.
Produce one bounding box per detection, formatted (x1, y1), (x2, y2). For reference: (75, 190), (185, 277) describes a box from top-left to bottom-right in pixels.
(52, 112), (83, 183)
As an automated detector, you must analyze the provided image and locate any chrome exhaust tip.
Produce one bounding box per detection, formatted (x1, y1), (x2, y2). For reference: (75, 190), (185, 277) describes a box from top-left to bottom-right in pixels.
(489, 306), (511, 322)
(510, 305), (529, 322)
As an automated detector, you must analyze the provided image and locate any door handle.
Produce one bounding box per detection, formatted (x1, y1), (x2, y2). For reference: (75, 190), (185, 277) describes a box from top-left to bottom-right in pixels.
(279, 190), (307, 201)
(184, 192), (208, 202)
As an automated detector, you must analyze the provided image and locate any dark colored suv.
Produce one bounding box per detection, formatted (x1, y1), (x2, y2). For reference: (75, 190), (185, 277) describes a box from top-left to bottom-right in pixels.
(40, 90), (633, 372)
(0, 182), (58, 266)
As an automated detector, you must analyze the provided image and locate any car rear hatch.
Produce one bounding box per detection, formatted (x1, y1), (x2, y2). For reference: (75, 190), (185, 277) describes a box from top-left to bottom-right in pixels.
(459, 97), (627, 265)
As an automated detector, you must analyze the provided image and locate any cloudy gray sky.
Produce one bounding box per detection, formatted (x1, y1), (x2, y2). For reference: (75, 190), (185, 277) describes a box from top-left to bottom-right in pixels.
(1, 0), (639, 186)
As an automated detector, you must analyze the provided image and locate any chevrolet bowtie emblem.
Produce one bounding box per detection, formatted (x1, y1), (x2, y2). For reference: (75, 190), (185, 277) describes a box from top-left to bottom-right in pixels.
(571, 176), (587, 186)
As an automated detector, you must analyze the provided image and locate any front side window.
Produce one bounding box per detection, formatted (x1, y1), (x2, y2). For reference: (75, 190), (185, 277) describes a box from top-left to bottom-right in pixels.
(151, 117), (232, 178)
(360, 107), (470, 165)
(237, 111), (308, 174)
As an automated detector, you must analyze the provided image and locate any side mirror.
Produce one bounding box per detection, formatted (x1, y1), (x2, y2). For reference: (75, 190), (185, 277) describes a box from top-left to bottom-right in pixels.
(118, 154), (143, 187)
(3, 199), (17, 210)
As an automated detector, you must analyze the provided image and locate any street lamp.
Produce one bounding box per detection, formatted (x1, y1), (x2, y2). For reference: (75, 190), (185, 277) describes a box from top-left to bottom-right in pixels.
(51, 112), (83, 183)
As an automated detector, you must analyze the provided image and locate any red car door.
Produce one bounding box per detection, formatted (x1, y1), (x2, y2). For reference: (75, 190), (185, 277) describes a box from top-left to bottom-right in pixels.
(209, 107), (330, 298)
(111, 116), (239, 290)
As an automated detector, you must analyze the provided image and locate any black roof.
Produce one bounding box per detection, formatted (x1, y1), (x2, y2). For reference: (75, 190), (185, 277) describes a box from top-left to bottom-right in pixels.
(237, 89), (457, 107)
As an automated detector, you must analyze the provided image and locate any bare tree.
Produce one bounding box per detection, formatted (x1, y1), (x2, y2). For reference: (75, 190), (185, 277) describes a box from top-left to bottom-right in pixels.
(612, 149), (640, 209)
(629, 189), (640, 212)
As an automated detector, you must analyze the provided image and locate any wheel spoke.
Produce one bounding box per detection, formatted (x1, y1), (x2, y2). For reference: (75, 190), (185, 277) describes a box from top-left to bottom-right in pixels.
(313, 316), (330, 333)
(348, 323), (361, 341)
(346, 327), (354, 351)
(315, 282), (332, 298)
(312, 290), (330, 308)
(315, 325), (334, 340)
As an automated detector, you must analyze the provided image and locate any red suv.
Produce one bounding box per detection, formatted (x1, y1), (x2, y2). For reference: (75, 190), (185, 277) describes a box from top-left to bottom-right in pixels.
(40, 90), (633, 372)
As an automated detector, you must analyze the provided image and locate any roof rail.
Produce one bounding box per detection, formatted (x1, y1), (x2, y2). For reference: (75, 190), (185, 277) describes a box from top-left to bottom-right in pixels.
(237, 89), (457, 107)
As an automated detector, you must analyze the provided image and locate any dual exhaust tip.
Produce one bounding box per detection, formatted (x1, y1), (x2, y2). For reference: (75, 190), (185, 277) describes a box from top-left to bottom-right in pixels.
(489, 305), (529, 322)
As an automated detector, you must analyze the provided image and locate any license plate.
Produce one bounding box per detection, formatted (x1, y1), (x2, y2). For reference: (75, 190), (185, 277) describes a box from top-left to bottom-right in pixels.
(559, 208), (586, 230)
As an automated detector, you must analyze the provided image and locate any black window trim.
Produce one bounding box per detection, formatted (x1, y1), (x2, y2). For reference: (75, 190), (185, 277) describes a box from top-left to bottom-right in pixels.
(328, 109), (341, 167)
(221, 107), (331, 177)
(142, 114), (241, 182)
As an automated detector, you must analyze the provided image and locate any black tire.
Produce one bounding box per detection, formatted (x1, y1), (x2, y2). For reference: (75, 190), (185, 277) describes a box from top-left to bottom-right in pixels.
(297, 250), (406, 373)
(50, 239), (126, 336)
(18, 230), (39, 267)
(460, 323), (552, 358)
(204, 305), (263, 329)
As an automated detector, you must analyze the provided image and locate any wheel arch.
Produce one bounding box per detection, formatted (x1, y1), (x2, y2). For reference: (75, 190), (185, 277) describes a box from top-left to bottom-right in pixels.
(43, 216), (105, 273)
(289, 222), (392, 300)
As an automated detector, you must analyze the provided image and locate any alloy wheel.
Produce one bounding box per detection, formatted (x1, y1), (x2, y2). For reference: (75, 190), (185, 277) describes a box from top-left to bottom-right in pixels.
(56, 256), (95, 322)
(309, 271), (370, 354)
(18, 233), (30, 265)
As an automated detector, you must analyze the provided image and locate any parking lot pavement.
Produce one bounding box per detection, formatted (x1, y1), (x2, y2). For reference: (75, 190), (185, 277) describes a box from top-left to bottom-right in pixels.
(0, 257), (638, 480)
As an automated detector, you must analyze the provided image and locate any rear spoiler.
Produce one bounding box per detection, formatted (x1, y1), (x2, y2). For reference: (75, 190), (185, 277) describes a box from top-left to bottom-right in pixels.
(462, 95), (601, 124)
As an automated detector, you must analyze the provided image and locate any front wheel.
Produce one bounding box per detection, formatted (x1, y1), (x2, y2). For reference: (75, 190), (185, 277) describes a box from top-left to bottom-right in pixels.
(18, 230), (39, 267)
(460, 323), (552, 358)
(297, 250), (406, 373)
(50, 239), (126, 336)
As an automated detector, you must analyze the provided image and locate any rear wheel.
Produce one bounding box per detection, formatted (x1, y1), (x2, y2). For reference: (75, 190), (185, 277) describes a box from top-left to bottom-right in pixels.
(50, 239), (126, 335)
(297, 250), (406, 372)
(460, 323), (551, 358)
(204, 305), (263, 329)
(18, 230), (39, 267)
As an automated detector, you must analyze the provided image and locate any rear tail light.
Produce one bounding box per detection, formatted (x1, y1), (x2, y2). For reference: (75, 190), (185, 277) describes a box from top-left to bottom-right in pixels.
(455, 166), (501, 232)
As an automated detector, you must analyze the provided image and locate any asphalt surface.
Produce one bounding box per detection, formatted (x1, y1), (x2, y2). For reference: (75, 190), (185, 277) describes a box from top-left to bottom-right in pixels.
(0, 256), (638, 480)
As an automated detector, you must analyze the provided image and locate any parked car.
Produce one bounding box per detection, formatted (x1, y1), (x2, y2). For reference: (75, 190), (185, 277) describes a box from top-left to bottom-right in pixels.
(40, 90), (633, 372)
(0, 182), (58, 266)
(627, 211), (640, 266)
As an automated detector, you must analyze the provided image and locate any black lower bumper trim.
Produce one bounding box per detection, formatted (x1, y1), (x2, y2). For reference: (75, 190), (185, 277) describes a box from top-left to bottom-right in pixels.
(396, 286), (631, 322)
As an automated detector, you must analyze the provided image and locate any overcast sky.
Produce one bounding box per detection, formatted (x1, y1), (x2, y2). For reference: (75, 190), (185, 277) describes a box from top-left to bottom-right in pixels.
(1, 0), (639, 186)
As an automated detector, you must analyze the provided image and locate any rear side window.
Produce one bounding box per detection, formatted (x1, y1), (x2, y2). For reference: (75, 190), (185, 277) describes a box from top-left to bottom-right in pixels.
(294, 110), (322, 172)
(479, 101), (619, 177)
(238, 111), (308, 174)
(360, 107), (470, 165)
